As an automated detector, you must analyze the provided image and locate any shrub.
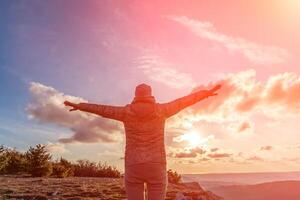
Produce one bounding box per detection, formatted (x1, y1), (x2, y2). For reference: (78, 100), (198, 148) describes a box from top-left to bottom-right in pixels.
(0, 145), (8, 173)
(95, 162), (121, 178)
(25, 144), (52, 177)
(5, 149), (27, 174)
(73, 160), (97, 177)
(1, 144), (121, 178)
(0, 146), (27, 174)
(52, 164), (70, 178)
(167, 169), (181, 184)
(52, 158), (74, 178)
(74, 160), (121, 178)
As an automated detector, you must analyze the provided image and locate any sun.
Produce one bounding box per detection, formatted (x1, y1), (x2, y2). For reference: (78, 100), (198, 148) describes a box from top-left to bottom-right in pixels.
(179, 131), (202, 147)
(174, 130), (215, 147)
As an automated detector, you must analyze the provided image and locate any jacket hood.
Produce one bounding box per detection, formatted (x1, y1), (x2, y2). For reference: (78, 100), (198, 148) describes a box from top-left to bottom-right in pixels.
(129, 96), (157, 120)
(131, 96), (156, 104)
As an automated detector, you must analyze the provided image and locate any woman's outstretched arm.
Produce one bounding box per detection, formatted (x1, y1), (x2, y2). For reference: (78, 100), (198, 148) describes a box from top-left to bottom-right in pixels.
(64, 101), (125, 121)
(161, 84), (221, 118)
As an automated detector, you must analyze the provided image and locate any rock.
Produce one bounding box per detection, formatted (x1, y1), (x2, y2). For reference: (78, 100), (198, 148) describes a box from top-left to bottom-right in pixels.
(167, 182), (223, 200)
(175, 192), (187, 200)
(181, 182), (204, 192)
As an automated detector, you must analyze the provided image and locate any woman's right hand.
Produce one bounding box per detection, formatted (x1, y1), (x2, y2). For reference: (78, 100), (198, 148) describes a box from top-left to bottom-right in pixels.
(206, 84), (221, 97)
(64, 101), (79, 111)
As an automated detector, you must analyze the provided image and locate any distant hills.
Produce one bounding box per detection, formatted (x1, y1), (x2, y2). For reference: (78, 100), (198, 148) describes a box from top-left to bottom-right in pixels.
(183, 171), (300, 186)
(210, 181), (300, 200)
(182, 172), (300, 200)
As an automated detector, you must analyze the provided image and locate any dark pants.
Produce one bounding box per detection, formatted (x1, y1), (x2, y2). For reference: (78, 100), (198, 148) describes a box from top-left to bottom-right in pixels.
(125, 163), (167, 200)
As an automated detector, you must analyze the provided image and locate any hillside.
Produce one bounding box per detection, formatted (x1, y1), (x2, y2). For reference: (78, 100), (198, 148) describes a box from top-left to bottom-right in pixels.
(211, 180), (300, 200)
(0, 176), (223, 200)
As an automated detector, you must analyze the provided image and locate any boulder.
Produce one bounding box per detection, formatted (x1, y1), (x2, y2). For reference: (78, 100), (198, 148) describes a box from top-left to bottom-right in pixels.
(166, 182), (223, 200)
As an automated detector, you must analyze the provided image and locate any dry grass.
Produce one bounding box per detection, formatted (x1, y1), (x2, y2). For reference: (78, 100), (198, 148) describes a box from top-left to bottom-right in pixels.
(0, 176), (222, 200)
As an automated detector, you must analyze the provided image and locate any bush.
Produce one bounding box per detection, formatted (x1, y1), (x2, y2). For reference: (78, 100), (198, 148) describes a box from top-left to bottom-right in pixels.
(1, 144), (121, 178)
(5, 149), (27, 174)
(52, 164), (70, 178)
(73, 159), (96, 177)
(0, 146), (27, 174)
(167, 169), (181, 184)
(74, 160), (121, 178)
(0, 145), (8, 173)
(95, 162), (121, 178)
(52, 158), (74, 178)
(25, 144), (52, 177)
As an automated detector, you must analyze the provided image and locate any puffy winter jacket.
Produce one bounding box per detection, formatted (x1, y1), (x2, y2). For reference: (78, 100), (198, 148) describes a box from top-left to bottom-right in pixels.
(77, 90), (209, 166)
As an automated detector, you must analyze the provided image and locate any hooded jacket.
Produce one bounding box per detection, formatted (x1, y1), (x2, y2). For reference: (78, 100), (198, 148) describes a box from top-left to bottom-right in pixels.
(77, 90), (209, 166)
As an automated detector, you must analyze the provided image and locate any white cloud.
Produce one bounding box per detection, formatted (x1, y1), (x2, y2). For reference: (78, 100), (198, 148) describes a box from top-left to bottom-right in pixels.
(46, 142), (69, 154)
(169, 16), (290, 64)
(190, 69), (300, 122)
(135, 54), (196, 89)
(27, 82), (123, 144)
(164, 69), (300, 139)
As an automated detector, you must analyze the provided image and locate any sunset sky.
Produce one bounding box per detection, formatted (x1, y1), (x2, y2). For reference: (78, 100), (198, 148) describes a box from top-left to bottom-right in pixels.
(1, 0), (300, 173)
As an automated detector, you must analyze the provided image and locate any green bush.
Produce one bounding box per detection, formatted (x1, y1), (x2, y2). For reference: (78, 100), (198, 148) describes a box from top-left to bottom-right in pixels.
(52, 164), (70, 178)
(74, 160), (121, 178)
(167, 169), (181, 184)
(0, 146), (27, 174)
(0, 145), (8, 173)
(73, 159), (96, 177)
(1, 144), (121, 178)
(5, 149), (27, 174)
(52, 158), (74, 178)
(25, 144), (52, 177)
(96, 162), (121, 178)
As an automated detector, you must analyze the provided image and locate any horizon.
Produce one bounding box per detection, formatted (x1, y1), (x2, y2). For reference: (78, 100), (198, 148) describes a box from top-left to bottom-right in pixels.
(1, 0), (300, 174)
(183, 170), (300, 175)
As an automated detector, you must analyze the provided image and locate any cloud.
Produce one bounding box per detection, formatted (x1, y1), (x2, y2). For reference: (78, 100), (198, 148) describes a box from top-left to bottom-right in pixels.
(169, 147), (206, 158)
(141, 68), (300, 149)
(198, 157), (210, 162)
(169, 16), (290, 64)
(247, 156), (264, 161)
(224, 120), (253, 135)
(260, 145), (273, 151)
(286, 144), (300, 150)
(189, 70), (300, 126)
(282, 157), (300, 163)
(46, 142), (68, 154)
(191, 147), (206, 154)
(27, 82), (123, 144)
(173, 132), (215, 146)
(238, 122), (251, 132)
(207, 153), (232, 159)
(97, 150), (123, 157)
(27, 68), (300, 150)
(135, 54), (196, 89)
(175, 151), (197, 158)
(210, 148), (219, 152)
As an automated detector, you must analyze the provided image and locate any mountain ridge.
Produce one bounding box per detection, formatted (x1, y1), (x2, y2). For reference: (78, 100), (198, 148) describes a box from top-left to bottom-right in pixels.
(210, 180), (300, 200)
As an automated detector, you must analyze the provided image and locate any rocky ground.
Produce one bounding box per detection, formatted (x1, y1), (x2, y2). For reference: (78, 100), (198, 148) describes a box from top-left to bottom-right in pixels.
(0, 176), (223, 200)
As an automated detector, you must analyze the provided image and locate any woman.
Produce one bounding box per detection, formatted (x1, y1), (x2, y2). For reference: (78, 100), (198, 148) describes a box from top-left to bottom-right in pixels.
(64, 83), (221, 200)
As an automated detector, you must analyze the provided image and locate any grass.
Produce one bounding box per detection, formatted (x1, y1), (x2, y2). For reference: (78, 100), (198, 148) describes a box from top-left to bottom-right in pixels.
(0, 175), (222, 200)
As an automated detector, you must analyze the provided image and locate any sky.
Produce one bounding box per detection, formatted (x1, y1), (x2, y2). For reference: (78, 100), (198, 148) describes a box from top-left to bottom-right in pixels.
(1, 0), (300, 174)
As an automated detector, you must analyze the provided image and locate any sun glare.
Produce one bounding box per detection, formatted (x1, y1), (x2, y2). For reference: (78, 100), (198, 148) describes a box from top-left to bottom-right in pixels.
(180, 131), (202, 147)
(174, 130), (216, 148)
